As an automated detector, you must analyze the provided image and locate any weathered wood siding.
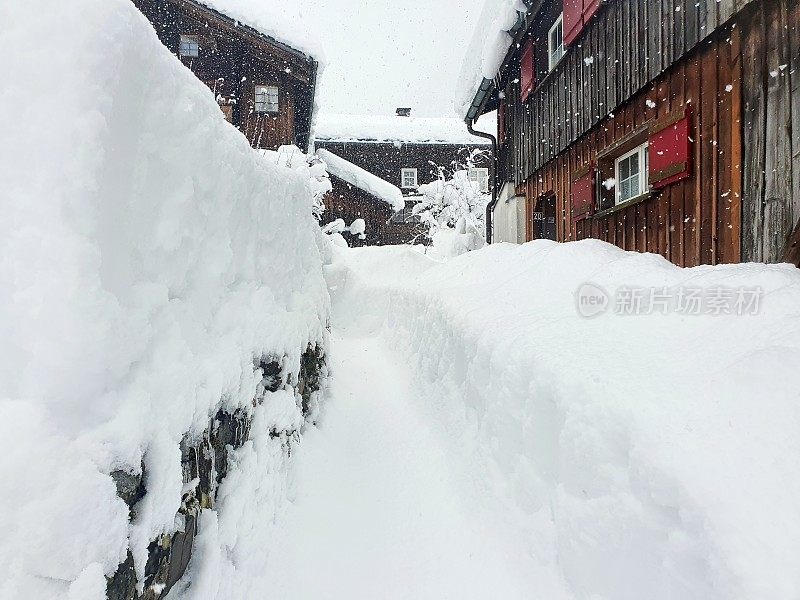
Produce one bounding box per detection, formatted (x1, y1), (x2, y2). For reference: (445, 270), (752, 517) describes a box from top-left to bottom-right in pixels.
(314, 141), (493, 191)
(502, 0), (757, 184)
(132, 0), (316, 150)
(241, 82), (297, 149)
(315, 141), (493, 246)
(522, 24), (744, 266)
(323, 178), (426, 247)
(741, 0), (800, 262)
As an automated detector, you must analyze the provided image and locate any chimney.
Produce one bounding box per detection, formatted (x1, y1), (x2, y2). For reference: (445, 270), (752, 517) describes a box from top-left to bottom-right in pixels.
(396, 107), (411, 117)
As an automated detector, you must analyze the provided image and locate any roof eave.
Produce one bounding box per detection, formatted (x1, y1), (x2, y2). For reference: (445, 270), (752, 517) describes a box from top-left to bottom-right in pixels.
(180, 0), (316, 66)
(464, 0), (545, 123)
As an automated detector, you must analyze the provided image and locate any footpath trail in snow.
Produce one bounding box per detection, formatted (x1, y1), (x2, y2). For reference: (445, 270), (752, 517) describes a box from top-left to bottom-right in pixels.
(261, 331), (538, 599)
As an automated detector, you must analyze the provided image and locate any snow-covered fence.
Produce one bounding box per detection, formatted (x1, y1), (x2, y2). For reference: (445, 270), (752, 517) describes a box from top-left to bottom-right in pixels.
(0, 1), (329, 598)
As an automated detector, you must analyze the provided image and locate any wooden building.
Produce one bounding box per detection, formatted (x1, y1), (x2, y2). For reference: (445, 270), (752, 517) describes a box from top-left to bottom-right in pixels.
(325, 178), (426, 248)
(314, 112), (494, 246)
(133, 0), (318, 150)
(465, 0), (800, 267)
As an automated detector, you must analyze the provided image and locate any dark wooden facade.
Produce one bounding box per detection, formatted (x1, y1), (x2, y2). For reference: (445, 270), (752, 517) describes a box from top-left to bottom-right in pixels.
(133, 0), (317, 150)
(314, 141), (493, 192)
(477, 0), (800, 267)
(325, 179), (426, 247)
(315, 140), (493, 246)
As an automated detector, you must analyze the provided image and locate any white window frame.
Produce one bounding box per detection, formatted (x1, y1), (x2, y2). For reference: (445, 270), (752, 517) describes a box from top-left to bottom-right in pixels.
(548, 14), (565, 71)
(179, 34), (199, 57)
(254, 85), (279, 113)
(614, 143), (649, 204)
(389, 200), (421, 224)
(468, 167), (490, 193)
(401, 168), (418, 189)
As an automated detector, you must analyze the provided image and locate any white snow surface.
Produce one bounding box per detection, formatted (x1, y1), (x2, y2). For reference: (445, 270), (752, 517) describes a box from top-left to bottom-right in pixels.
(314, 113), (492, 145)
(316, 148), (405, 211)
(0, 1), (328, 597)
(318, 241), (800, 600)
(198, 0), (325, 61)
(456, 0), (526, 118)
(259, 331), (548, 598)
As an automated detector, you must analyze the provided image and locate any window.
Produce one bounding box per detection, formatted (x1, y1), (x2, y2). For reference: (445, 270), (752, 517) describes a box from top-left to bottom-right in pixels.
(254, 85), (279, 113)
(179, 35), (199, 57)
(401, 168), (418, 189)
(468, 168), (490, 193)
(389, 200), (422, 224)
(548, 14), (565, 71)
(615, 143), (649, 204)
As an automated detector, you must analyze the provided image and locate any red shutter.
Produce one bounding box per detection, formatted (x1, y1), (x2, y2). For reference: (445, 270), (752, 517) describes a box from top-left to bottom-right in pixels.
(520, 39), (535, 102)
(571, 165), (595, 221)
(565, 0), (601, 46)
(584, 0), (601, 23)
(648, 107), (693, 189)
(564, 0), (585, 46)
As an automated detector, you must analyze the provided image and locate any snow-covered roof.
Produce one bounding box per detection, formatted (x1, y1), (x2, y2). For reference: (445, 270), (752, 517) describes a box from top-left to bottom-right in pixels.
(314, 114), (492, 145)
(198, 0), (325, 62)
(316, 148), (405, 211)
(456, 0), (527, 119)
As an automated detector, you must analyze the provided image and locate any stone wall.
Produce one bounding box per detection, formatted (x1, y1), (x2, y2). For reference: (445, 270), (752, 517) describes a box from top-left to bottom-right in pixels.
(106, 345), (326, 600)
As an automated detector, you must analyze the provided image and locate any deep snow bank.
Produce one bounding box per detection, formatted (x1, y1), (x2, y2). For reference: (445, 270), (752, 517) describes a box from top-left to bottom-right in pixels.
(0, 1), (328, 598)
(328, 241), (800, 600)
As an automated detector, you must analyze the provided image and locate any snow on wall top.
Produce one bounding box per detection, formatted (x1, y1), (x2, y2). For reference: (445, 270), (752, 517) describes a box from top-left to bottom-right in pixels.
(199, 0), (325, 61)
(313, 113), (492, 145)
(317, 148), (405, 211)
(455, 0), (526, 119)
(0, 0), (329, 595)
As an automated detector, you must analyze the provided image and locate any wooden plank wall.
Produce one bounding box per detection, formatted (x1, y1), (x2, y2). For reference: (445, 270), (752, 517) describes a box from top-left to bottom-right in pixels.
(241, 82), (297, 149)
(133, 0), (312, 150)
(505, 0), (758, 184)
(523, 26), (743, 266)
(741, 0), (800, 262)
(323, 178), (426, 247)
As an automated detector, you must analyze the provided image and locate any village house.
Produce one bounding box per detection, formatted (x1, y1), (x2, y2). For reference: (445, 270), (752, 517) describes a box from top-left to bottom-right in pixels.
(463, 0), (800, 267)
(133, 0), (318, 151)
(314, 111), (494, 246)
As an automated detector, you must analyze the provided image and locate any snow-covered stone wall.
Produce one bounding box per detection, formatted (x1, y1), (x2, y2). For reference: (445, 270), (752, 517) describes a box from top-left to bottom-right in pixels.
(0, 1), (330, 598)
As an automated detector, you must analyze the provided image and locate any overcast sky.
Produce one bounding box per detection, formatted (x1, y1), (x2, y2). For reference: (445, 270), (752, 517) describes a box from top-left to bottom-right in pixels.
(293, 0), (486, 118)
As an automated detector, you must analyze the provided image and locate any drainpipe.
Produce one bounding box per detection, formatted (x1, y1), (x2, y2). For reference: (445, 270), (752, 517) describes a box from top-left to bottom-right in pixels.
(466, 118), (498, 243)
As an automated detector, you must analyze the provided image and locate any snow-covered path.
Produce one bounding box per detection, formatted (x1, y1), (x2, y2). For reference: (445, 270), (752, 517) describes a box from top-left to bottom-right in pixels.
(260, 331), (539, 599)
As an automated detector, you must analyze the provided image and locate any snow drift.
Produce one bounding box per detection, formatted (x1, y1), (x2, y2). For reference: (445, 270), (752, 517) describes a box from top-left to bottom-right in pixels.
(0, 1), (329, 598)
(328, 241), (800, 600)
